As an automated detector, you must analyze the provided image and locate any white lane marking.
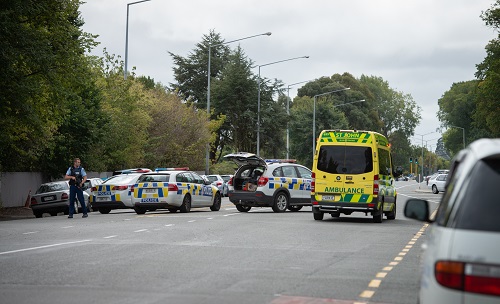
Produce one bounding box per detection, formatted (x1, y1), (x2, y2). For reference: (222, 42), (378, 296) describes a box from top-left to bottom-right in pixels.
(103, 235), (118, 239)
(206, 218), (214, 220)
(0, 240), (91, 255)
(188, 220), (196, 223)
(22, 231), (39, 235)
(61, 226), (74, 229)
(164, 224), (174, 227)
(223, 213), (240, 217)
(134, 229), (148, 233)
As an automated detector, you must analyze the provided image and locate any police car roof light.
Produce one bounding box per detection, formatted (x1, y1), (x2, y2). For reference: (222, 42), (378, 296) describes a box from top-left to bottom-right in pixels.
(155, 167), (190, 172)
(264, 159), (297, 164)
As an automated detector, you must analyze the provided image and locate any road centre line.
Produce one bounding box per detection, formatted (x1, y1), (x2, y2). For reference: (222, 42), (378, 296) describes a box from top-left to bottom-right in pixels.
(0, 239), (92, 255)
(103, 235), (118, 239)
(61, 226), (74, 229)
(134, 229), (148, 233)
(22, 231), (39, 235)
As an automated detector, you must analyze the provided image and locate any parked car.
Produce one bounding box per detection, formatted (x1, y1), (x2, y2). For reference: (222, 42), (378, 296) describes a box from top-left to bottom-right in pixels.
(30, 181), (90, 218)
(131, 170), (221, 214)
(404, 138), (500, 304)
(224, 153), (312, 212)
(206, 174), (229, 197)
(90, 173), (143, 214)
(427, 173), (447, 194)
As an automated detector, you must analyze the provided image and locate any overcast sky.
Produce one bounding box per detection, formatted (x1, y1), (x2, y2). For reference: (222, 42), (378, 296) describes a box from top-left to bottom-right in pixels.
(79, 0), (496, 148)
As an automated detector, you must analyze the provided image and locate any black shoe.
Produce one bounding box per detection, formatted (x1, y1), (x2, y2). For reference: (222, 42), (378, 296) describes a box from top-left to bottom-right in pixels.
(68, 215), (73, 218)
(82, 214), (88, 218)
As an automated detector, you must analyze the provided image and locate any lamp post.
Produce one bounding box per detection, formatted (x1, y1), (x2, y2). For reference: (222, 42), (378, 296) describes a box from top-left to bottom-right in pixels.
(256, 56), (309, 156)
(311, 88), (351, 158)
(449, 125), (465, 149)
(205, 32), (271, 174)
(285, 80), (311, 159)
(124, 0), (152, 80)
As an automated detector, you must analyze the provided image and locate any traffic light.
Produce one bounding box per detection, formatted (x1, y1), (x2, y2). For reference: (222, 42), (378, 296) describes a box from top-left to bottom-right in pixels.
(409, 157), (413, 163)
(415, 157), (418, 164)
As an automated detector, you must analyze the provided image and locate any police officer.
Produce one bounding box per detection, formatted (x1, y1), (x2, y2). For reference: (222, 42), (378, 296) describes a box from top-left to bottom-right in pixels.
(64, 158), (88, 218)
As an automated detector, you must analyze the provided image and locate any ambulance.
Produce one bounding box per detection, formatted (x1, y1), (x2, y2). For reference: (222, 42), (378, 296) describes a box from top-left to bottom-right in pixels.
(311, 130), (401, 223)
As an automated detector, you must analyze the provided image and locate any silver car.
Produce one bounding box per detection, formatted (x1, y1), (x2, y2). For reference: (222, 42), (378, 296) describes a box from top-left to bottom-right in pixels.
(206, 174), (229, 197)
(30, 181), (90, 218)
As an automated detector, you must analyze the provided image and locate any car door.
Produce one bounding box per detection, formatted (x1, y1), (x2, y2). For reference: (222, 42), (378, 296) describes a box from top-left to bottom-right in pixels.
(190, 172), (213, 206)
(296, 166), (312, 201)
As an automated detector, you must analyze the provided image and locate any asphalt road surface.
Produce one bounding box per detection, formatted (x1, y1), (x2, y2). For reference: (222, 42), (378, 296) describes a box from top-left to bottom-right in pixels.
(0, 181), (441, 304)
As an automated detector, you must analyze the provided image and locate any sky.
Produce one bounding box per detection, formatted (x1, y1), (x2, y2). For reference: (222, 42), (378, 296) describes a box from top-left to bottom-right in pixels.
(79, 0), (496, 149)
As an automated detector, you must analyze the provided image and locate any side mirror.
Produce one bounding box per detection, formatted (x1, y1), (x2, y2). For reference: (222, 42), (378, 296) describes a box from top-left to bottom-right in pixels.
(404, 199), (432, 222)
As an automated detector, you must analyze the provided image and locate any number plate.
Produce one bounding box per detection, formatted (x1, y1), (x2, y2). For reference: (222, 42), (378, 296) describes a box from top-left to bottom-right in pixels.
(144, 189), (156, 193)
(322, 195), (335, 201)
(96, 197), (109, 202)
(42, 195), (56, 202)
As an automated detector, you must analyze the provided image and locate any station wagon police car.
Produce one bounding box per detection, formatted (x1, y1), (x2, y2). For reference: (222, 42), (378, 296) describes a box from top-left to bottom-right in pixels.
(312, 130), (401, 223)
(224, 153), (312, 213)
(131, 169), (221, 214)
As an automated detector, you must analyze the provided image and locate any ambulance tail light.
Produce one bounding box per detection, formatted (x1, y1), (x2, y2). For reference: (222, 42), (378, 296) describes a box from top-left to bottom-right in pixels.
(257, 176), (269, 187)
(168, 184), (178, 192)
(435, 260), (500, 296)
(311, 172), (315, 192)
(373, 174), (379, 195)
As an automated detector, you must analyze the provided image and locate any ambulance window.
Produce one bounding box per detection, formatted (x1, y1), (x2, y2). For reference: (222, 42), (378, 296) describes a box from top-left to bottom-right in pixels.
(378, 149), (392, 176)
(317, 146), (373, 174)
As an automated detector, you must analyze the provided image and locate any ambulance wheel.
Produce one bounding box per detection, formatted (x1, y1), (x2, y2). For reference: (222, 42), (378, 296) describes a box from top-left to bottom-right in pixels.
(313, 209), (324, 221)
(180, 195), (191, 213)
(99, 207), (111, 214)
(210, 193), (221, 211)
(272, 191), (288, 213)
(134, 207), (146, 215)
(373, 210), (383, 223)
(387, 203), (396, 220)
(288, 205), (302, 212)
(432, 185), (439, 194)
(236, 204), (251, 212)
(331, 212), (340, 218)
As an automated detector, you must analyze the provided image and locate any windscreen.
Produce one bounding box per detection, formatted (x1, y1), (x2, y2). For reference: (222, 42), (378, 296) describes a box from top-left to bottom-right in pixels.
(317, 146), (373, 174)
(36, 182), (68, 194)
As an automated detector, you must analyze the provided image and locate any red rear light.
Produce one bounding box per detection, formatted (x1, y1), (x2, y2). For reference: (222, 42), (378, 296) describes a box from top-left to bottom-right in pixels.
(373, 174), (379, 195)
(31, 198), (37, 205)
(130, 185), (134, 192)
(228, 177), (233, 186)
(168, 184), (178, 191)
(91, 187), (97, 192)
(216, 181), (222, 186)
(435, 261), (500, 296)
(61, 193), (68, 200)
(311, 172), (316, 192)
(257, 176), (269, 187)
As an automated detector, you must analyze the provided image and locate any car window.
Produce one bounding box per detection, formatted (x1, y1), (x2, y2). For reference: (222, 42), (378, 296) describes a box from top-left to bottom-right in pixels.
(103, 174), (140, 184)
(296, 166), (312, 179)
(437, 174), (447, 181)
(272, 167), (284, 177)
(138, 174), (169, 182)
(452, 158), (500, 232)
(317, 146), (373, 174)
(282, 166), (298, 178)
(37, 182), (68, 194)
(191, 172), (205, 184)
(221, 176), (231, 182)
(207, 176), (218, 182)
(378, 148), (391, 176)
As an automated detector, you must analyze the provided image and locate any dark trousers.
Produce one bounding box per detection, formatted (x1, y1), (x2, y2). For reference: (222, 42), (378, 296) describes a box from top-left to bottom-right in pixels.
(69, 185), (87, 215)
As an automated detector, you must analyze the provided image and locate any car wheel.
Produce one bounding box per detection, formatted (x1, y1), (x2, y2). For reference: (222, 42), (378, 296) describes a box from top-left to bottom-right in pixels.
(313, 208), (324, 220)
(134, 207), (146, 215)
(180, 195), (191, 213)
(33, 211), (43, 218)
(168, 208), (177, 213)
(287, 205), (302, 212)
(98, 207), (111, 214)
(236, 204), (251, 212)
(272, 192), (288, 213)
(387, 203), (396, 220)
(373, 210), (383, 223)
(49, 211), (58, 216)
(210, 193), (221, 211)
(331, 212), (340, 218)
(432, 185), (439, 194)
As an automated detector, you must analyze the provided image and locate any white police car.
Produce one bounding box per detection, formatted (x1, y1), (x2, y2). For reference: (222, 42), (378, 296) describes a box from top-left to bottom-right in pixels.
(90, 173), (143, 214)
(131, 169), (221, 214)
(224, 152), (312, 213)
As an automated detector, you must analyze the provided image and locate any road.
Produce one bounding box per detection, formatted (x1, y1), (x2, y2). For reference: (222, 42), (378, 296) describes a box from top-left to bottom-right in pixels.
(0, 181), (441, 304)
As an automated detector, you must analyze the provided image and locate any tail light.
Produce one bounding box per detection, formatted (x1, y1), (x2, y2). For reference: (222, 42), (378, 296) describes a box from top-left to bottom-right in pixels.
(61, 193), (68, 200)
(113, 185), (128, 191)
(168, 184), (179, 191)
(435, 260), (500, 296)
(373, 174), (379, 195)
(91, 187), (97, 192)
(311, 172), (316, 192)
(216, 181), (223, 186)
(31, 197), (38, 205)
(257, 176), (269, 187)
(130, 185), (135, 192)
(228, 177), (233, 186)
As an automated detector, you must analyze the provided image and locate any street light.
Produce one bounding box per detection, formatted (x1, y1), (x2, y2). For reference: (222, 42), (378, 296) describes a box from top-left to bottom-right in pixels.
(205, 32), (271, 174)
(449, 125), (465, 149)
(286, 80), (311, 159)
(124, 0), (152, 80)
(311, 88), (351, 158)
(256, 56), (309, 156)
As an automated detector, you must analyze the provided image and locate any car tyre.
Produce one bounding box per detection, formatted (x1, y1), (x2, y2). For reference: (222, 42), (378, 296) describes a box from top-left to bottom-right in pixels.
(33, 211), (43, 218)
(373, 210), (383, 223)
(272, 191), (288, 213)
(331, 212), (340, 218)
(134, 207), (146, 215)
(236, 204), (251, 212)
(313, 209), (324, 221)
(387, 203), (396, 220)
(98, 207), (111, 214)
(432, 185), (439, 194)
(287, 205), (302, 212)
(210, 193), (221, 211)
(49, 211), (58, 216)
(180, 195), (191, 213)
(168, 208), (177, 213)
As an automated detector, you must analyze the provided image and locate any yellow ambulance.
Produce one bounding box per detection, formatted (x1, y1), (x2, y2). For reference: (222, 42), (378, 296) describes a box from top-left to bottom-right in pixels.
(311, 130), (401, 223)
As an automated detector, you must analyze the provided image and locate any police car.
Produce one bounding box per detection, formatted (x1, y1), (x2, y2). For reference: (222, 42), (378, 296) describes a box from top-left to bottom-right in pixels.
(224, 153), (312, 213)
(90, 173), (143, 214)
(131, 168), (221, 214)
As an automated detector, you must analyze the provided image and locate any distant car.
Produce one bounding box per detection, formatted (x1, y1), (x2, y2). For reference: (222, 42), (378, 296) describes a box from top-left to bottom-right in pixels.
(224, 153), (312, 213)
(90, 173), (143, 214)
(220, 174), (233, 184)
(405, 138), (500, 304)
(206, 174), (229, 197)
(30, 181), (90, 218)
(131, 170), (221, 214)
(427, 173), (447, 194)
